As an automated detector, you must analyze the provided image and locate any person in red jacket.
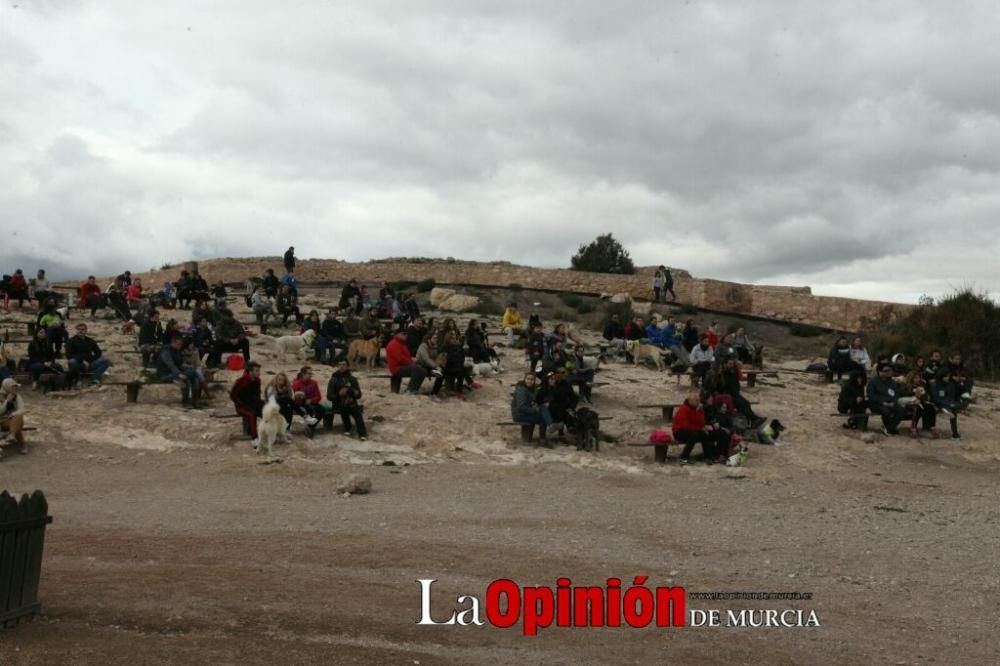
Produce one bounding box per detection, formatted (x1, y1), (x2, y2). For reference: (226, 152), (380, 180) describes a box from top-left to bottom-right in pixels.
(231, 361), (262, 439)
(704, 321), (719, 350)
(7, 270), (30, 308)
(672, 391), (727, 465)
(127, 277), (145, 304)
(79, 276), (105, 317)
(385, 330), (426, 395)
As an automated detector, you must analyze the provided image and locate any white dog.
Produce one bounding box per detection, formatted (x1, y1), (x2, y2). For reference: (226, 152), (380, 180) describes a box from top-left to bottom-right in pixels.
(274, 329), (316, 359)
(466, 357), (502, 376)
(255, 398), (288, 457)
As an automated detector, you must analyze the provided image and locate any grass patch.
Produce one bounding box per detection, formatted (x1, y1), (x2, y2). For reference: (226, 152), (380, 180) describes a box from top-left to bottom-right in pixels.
(416, 278), (437, 293)
(558, 292), (584, 309)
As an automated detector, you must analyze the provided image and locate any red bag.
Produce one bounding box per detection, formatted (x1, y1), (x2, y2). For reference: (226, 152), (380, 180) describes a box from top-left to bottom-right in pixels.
(226, 354), (245, 371)
(648, 429), (673, 444)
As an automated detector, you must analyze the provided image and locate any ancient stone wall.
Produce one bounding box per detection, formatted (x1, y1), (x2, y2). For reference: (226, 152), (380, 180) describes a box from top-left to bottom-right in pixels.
(108, 257), (909, 332)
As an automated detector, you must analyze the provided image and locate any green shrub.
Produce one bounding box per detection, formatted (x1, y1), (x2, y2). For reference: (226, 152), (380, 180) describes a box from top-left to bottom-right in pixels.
(473, 297), (505, 317)
(552, 309), (578, 322)
(558, 292), (584, 309)
(416, 278), (437, 293)
(507, 282), (523, 292)
(160, 263), (173, 271)
(789, 323), (825, 337)
(862, 288), (1000, 380)
(576, 302), (595, 315)
(393, 280), (417, 291)
(678, 302), (699, 315)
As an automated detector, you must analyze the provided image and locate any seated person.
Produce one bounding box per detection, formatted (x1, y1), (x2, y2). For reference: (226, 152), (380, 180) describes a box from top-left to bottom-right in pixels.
(32, 269), (57, 304)
(511, 372), (552, 443)
(865, 363), (907, 435)
(339, 278), (361, 311)
(404, 293), (421, 322)
(127, 277), (145, 304)
(386, 330), (426, 395)
(671, 391), (726, 465)
(721, 358), (764, 426)
(327, 360), (368, 439)
(526, 323), (545, 374)
(465, 320), (491, 364)
(230, 362), (262, 441)
(688, 334), (715, 385)
(275, 285), (302, 325)
(682, 319), (699, 352)
(208, 310), (251, 368)
(291, 366), (322, 432)
(837, 368), (869, 429)
(150, 281), (176, 309)
(439, 332), (467, 398)
(316, 310), (347, 364)
(568, 346), (595, 404)
(731, 327), (755, 364)
(0, 377), (28, 456)
(537, 368), (578, 429)
(36, 300), (68, 356)
(27, 327), (64, 389)
(78, 276), (106, 317)
(139, 310), (164, 367)
(280, 270), (299, 298)
(849, 337), (872, 370)
(211, 281), (228, 308)
(947, 352), (973, 401)
(405, 318), (427, 356)
(261, 269), (280, 298)
(252, 288), (276, 324)
(6, 269), (30, 308)
(66, 322), (113, 386)
(265, 372), (303, 436)
(929, 369), (961, 439)
(158, 335), (204, 408)
(602, 312), (626, 356)
(502, 303), (524, 346)
(827, 336), (855, 380)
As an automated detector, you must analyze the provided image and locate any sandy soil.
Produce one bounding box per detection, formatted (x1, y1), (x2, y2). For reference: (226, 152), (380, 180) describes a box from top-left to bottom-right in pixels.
(1, 301), (999, 665)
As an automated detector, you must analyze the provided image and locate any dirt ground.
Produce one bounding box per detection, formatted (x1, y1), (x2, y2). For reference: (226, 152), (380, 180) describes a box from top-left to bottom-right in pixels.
(2, 297), (999, 665)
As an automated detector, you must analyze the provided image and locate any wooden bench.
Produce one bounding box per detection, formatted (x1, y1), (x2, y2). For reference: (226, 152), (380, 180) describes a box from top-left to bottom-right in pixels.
(640, 402), (758, 421)
(116, 377), (226, 403)
(744, 370), (779, 388)
(496, 421), (538, 442)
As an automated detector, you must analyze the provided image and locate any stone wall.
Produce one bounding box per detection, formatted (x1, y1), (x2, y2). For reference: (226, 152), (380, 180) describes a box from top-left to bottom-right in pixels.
(111, 257), (909, 332)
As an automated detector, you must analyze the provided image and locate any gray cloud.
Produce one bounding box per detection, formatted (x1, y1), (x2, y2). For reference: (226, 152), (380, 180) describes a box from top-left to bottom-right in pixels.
(2, 1), (999, 301)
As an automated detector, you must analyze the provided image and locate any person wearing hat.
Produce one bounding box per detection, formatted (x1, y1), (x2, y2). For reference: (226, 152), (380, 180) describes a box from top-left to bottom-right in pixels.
(0, 377), (27, 457)
(66, 323), (113, 386)
(502, 302), (524, 347)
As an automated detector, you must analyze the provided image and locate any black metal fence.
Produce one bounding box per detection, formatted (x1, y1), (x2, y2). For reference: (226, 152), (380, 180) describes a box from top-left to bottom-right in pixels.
(0, 490), (53, 628)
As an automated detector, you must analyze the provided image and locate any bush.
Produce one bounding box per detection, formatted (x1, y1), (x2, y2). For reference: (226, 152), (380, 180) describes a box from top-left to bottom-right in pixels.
(416, 278), (436, 293)
(393, 280), (417, 291)
(677, 302), (699, 315)
(862, 288), (1000, 380)
(604, 301), (635, 323)
(160, 263), (173, 271)
(473, 297), (505, 317)
(552, 309), (578, 323)
(576, 302), (595, 315)
(789, 323), (826, 337)
(507, 283), (523, 292)
(558, 292), (584, 309)
(570, 233), (635, 274)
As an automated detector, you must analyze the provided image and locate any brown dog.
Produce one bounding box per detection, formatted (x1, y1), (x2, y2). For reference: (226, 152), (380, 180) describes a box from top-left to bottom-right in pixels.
(347, 337), (380, 370)
(625, 339), (664, 371)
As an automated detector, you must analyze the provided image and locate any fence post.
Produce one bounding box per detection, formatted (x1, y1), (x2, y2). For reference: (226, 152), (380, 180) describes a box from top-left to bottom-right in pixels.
(0, 489), (53, 628)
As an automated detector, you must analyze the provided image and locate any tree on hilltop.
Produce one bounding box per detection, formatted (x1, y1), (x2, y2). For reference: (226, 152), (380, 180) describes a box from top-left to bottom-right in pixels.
(570, 233), (635, 275)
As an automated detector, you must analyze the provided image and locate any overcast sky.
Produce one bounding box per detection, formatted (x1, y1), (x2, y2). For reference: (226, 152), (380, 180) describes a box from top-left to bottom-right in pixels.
(2, 1), (999, 303)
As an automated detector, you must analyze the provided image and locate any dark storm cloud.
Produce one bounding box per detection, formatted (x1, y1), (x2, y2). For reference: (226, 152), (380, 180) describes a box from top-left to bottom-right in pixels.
(2, 1), (999, 301)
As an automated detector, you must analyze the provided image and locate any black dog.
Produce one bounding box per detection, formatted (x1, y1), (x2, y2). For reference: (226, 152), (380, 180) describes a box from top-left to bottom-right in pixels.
(567, 407), (600, 452)
(37, 372), (73, 394)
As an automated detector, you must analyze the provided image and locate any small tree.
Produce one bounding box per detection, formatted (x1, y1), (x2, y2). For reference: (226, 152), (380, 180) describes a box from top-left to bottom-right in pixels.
(570, 233), (635, 275)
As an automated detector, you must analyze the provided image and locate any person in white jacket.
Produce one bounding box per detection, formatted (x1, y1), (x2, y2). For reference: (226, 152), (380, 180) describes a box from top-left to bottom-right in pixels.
(0, 377), (27, 457)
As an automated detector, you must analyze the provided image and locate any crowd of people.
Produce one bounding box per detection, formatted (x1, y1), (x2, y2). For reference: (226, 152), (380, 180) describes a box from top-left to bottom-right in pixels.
(0, 259), (981, 463)
(833, 341), (973, 439)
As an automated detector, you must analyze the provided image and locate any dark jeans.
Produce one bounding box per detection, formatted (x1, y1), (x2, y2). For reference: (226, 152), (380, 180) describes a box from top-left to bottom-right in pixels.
(68, 357), (112, 382)
(514, 406), (553, 438)
(46, 326), (68, 353)
(692, 361), (711, 384)
(674, 429), (725, 460)
(336, 402), (367, 436)
(209, 338), (251, 366)
(84, 295), (106, 316)
(874, 402), (907, 434)
(280, 306), (302, 325)
(733, 394), (759, 421)
(161, 367), (201, 403)
(665, 286), (677, 301)
(29, 361), (64, 381)
(393, 364), (426, 393)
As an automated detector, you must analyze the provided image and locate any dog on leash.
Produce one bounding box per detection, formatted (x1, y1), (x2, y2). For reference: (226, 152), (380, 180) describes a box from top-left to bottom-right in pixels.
(347, 337), (380, 369)
(254, 398), (288, 457)
(274, 329), (316, 359)
(624, 340), (665, 372)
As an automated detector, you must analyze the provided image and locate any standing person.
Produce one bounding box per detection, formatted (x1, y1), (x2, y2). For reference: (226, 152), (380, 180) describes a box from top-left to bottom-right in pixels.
(283, 246), (296, 273)
(671, 391), (725, 465)
(526, 323), (545, 374)
(652, 268), (664, 303)
(0, 377), (28, 457)
(386, 330), (426, 395)
(327, 359), (368, 440)
(66, 323), (113, 386)
(663, 267), (677, 302)
(231, 361), (263, 441)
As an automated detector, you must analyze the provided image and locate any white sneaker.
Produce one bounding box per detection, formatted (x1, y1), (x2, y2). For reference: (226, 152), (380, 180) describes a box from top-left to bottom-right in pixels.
(305, 416), (319, 427)
(960, 392), (971, 400)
